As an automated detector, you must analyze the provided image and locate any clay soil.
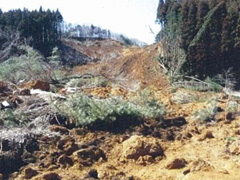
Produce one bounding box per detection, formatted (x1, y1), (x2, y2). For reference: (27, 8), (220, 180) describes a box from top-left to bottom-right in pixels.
(3, 39), (240, 180)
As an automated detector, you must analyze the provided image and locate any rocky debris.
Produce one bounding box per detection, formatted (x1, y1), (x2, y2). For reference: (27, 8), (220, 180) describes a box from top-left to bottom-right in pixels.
(59, 42), (96, 67)
(24, 167), (38, 179)
(0, 129), (41, 178)
(57, 136), (79, 155)
(2, 40), (240, 180)
(0, 151), (24, 179)
(215, 113), (225, 122)
(25, 80), (50, 91)
(84, 169), (99, 179)
(121, 135), (164, 161)
(226, 112), (234, 121)
(0, 81), (9, 94)
(57, 154), (73, 167)
(1, 100), (12, 109)
(166, 158), (188, 169)
(42, 172), (61, 180)
(199, 131), (214, 141)
(228, 140), (240, 155)
(30, 89), (66, 103)
(134, 118), (186, 140)
(136, 155), (154, 165)
(73, 146), (106, 166)
(189, 159), (214, 172)
(19, 88), (31, 96)
(0, 95), (24, 109)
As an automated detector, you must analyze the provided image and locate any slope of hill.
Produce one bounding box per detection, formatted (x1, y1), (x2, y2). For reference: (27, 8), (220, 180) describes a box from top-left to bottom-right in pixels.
(1, 38), (240, 180)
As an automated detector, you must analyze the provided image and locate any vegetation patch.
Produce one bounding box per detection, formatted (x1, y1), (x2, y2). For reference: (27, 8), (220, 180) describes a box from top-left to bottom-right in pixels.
(54, 92), (165, 132)
(0, 46), (50, 83)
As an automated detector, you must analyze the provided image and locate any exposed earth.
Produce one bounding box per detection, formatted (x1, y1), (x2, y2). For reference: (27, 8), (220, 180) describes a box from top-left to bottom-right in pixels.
(1, 38), (240, 180)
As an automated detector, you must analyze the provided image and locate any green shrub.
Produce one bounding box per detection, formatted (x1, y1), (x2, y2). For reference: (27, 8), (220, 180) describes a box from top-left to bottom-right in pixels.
(226, 101), (238, 113)
(204, 77), (223, 92)
(0, 109), (28, 128)
(192, 98), (218, 123)
(65, 76), (109, 89)
(54, 92), (165, 127)
(0, 46), (49, 83)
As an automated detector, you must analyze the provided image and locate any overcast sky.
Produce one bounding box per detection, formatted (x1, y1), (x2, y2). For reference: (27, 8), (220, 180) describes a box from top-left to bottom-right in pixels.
(0, 0), (160, 44)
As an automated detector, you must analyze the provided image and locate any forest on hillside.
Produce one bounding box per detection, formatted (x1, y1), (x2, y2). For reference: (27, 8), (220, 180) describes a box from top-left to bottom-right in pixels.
(0, 7), (63, 57)
(156, 0), (240, 83)
(0, 7), (144, 61)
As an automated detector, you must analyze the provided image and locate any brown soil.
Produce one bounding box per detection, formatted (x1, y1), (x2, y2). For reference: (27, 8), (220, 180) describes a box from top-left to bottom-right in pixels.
(11, 88), (240, 180)
(72, 41), (169, 91)
(2, 39), (240, 180)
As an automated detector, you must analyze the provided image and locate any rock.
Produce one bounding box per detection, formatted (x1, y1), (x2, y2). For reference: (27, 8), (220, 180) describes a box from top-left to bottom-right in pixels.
(199, 131), (214, 141)
(136, 155), (154, 165)
(228, 141), (240, 155)
(10, 96), (24, 107)
(19, 88), (30, 95)
(57, 137), (78, 155)
(166, 158), (187, 169)
(42, 172), (61, 180)
(50, 125), (69, 135)
(189, 159), (214, 172)
(26, 80), (50, 91)
(0, 81), (8, 93)
(0, 151), (24, 177)
(73, 146), (106, 166)
(226, 112), (234, 121)
(24, 167), (38, 179)
(21, 152), (36, 164)
(84, 169), (98, 179)
(121, 135), (164, 160)
(215, 113), (225, 122)
(57, 154), (73, 167)
(1, 100), (12, 109)
(235, 129), (240, 135)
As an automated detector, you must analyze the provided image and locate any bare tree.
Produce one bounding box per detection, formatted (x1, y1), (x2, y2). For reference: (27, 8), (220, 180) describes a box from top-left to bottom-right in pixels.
(157, 30), (186, 82)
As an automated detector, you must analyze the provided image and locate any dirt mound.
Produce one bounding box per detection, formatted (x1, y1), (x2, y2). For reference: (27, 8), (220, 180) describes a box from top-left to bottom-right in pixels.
(121, 135), (164, 160)
(73, 40), (169, 91)
(61, 38), (124, 62)
(4, 38), (240, 180)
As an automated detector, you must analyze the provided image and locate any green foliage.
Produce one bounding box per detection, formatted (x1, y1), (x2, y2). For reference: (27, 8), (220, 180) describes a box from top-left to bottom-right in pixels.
(120, 35), (134, 46)
(226, 101), (238, 113)
(171, 91), (193, 104)
(0, 46), (49, 83)
(156, 0), (240, 82)
(65, 76), (109, 89)
(0, 7), (63, 56)
(204, 77), (223, 92)
(55, 92), (165, 127)
(0, 109), (27, 128)
(193, 98), (218, 123)
(226, 136), (236, 143)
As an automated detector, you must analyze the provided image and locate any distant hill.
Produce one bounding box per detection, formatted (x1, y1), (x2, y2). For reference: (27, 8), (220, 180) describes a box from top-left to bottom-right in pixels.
(62, 23), (147, 47)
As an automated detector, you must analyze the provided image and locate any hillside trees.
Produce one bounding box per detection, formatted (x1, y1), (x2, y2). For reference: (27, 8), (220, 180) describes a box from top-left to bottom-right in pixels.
(156, 0), (240, 83)
(0, 7), (63, 56)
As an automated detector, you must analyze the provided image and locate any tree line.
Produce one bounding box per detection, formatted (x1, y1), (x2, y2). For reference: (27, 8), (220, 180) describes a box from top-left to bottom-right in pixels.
(156, 0), (240, 81)
(62, 23), (146, 46)
(0, 7), (63, 56)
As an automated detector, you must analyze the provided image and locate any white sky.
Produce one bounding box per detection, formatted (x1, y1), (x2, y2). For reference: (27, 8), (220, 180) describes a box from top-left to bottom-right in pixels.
(0, 0), (160, 44)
